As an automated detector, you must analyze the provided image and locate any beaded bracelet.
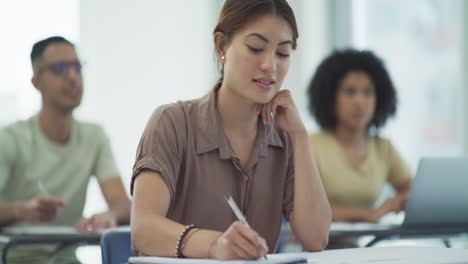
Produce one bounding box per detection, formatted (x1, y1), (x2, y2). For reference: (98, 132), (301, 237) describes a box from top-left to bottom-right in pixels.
(175, 224), (197, 258)
(180, 228), (200, 253)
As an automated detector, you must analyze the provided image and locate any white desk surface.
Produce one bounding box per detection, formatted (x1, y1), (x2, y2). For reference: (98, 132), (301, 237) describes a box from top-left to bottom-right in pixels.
(129, 246), (468, 264)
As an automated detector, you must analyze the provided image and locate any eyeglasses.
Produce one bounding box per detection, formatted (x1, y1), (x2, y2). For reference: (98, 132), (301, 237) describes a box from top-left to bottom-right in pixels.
(43, 61), (82, 76)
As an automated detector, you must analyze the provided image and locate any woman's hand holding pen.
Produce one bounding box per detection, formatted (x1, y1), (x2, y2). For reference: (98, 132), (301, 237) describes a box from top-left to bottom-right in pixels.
(209, 221), (268, 260)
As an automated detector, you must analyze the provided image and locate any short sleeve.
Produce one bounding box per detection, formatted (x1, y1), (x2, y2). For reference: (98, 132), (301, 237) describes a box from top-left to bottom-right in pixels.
(0, 128), (17, 192)
(93, 126), (120, 184)
(385, 140), (412, 187)
(283, 140), (295, 221)
(131, 104), (185, 197)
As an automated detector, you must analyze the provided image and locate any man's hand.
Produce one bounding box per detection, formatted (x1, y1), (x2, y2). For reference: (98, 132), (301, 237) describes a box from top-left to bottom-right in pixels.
(16, 195), (66, 224)
(75, 211), (118, 232)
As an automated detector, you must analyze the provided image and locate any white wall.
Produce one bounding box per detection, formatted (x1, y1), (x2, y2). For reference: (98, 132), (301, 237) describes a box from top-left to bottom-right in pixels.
(464, 0), (468, 156)
(0, 0), (79, 125)
(78, 0), (331, 214)
(289, 0), (331, 130)
(78, 0), (220, 213)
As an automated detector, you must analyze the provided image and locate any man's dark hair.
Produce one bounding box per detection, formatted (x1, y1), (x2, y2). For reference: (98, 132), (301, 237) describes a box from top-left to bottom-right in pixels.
(31, 36), (74, 73)
(307, 49), (397, 132)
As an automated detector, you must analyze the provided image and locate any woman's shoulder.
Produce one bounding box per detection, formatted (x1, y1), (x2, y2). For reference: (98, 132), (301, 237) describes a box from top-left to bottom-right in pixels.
(372, 135), (398, 155)
(150, 95), (208, 124)
(373, 135), (392, 146)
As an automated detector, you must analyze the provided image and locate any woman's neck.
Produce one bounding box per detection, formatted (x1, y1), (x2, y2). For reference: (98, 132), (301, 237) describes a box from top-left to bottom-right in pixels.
(217, 84), (259, 136)
(333, 124), (368, 147)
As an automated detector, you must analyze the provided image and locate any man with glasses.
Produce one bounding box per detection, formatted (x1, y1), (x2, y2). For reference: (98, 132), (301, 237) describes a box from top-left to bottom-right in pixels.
(0, 36), (130, 263)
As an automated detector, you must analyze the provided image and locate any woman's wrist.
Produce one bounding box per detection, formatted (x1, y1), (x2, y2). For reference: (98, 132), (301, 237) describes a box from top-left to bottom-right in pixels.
(368, 207), (385, 223)
(289, 127), (309, 144)
(182, 229), (222, 258)
(180, 228), (200, 257)
(208, 232), (222, 259)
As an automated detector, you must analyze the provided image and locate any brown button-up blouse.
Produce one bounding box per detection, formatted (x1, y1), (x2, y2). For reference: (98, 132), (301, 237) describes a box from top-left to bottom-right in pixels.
(131, 87), (295, 252)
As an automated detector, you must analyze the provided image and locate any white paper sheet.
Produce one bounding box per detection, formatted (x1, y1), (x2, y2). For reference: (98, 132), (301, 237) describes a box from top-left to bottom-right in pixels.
(277, 246), (468, 264)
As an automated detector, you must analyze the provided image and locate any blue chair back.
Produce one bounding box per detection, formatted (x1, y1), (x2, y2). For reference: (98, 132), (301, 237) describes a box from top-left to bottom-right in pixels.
(100, 229), (132, 264)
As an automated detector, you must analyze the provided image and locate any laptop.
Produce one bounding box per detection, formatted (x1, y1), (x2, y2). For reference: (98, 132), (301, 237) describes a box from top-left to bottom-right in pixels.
(402, 157), (468, 228)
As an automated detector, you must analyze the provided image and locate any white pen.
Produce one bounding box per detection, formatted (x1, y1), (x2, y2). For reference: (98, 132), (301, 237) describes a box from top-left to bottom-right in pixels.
(37, 178), (49, 194)
(224, 195), (268, 260)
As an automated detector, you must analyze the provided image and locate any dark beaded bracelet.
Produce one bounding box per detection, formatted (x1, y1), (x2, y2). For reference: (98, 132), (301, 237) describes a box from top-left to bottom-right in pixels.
(175, 224), (197, 258)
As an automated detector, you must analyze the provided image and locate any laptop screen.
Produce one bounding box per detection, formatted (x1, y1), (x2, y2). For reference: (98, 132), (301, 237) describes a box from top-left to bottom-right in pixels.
(403, 157), (468, 227)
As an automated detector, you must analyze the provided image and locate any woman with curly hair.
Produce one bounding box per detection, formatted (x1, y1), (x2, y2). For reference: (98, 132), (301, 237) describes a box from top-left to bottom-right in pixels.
(307, 49), (412, 227)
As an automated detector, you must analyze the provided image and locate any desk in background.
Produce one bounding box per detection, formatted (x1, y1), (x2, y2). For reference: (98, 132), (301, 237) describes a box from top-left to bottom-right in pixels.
(0, 226), (101, 264)
(280, 221), (468, 251)
(329, 222), (468, 247)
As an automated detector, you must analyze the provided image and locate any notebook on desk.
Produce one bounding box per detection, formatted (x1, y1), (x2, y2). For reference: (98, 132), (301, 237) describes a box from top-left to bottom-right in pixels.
(402, 157), (468, 229)
(128, 247), (468, 264)
(128, 255), (307, 264)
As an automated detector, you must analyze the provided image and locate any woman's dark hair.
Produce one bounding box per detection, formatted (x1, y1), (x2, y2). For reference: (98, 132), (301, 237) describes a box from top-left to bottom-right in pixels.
(214, 0), (298, 79)
(307, 49), (397, 132)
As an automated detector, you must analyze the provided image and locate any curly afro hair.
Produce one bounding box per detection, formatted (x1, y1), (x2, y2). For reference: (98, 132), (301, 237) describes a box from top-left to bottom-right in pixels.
(307, 49), (397, 132)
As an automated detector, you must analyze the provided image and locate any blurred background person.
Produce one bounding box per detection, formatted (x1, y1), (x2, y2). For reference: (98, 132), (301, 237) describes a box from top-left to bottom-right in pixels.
(306, 49), (412, 247)
(0, 36), (130, 264)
